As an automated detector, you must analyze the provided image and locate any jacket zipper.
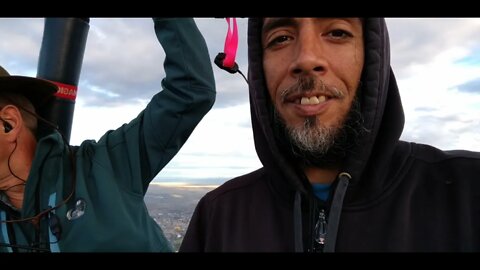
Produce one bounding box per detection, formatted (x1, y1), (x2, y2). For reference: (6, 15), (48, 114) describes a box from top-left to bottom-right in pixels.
(313, 208), (327, 252)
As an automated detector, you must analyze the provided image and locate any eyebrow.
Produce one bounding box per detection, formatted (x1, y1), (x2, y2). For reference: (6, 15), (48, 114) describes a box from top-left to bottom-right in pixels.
(262, 18), (299, 36)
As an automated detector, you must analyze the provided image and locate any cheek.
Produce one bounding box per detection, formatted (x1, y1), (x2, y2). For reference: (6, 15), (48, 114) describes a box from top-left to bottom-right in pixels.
(335, 55), (364, 91)
(264, 56), (292, 103)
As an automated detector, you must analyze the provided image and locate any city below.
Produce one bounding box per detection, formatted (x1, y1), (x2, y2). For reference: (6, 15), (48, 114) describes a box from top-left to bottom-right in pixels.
(144, 182), (217, 251)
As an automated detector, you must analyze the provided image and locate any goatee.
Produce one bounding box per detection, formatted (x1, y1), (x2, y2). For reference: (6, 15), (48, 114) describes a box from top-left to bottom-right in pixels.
(272, 79), (365, 169)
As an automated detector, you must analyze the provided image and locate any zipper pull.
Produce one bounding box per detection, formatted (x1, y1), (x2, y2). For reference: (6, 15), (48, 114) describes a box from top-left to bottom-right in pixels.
(314, 209), (327, 246)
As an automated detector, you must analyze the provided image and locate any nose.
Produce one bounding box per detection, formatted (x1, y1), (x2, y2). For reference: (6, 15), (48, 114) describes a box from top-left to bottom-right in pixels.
(289, 31), (328, 77)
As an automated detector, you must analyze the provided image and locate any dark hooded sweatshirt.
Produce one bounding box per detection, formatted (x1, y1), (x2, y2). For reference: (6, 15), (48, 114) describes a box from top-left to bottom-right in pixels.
(180, 18), (480, 252)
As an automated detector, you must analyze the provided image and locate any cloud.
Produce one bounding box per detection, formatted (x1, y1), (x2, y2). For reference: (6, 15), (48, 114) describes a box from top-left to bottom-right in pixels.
(0, 18), (43, 75)
(155, 103), (261, 180)
(77, 18), (251, 107)
(0, 18), (251, 108)
(80, 18), (166, 106)
(387, 18), (480, 78)
(401, 113), (480, 151)
(399, 56), (480, 151)
(414, 107), (437, 113)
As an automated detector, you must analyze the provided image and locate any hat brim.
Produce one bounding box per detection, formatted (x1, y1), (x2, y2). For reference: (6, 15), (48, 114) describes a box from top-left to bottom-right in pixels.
(0, 75), (57, 110)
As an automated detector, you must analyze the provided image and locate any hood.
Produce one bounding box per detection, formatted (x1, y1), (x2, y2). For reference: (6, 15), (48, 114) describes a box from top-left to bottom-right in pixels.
(247, 18), (405, 206)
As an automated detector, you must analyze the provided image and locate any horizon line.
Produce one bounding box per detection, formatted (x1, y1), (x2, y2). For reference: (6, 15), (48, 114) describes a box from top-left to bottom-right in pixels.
(150, 182), (219, 189)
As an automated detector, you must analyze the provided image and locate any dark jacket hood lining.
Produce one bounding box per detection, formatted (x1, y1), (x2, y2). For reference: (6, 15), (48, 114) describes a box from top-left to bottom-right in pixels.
(247, 18), (405, 206)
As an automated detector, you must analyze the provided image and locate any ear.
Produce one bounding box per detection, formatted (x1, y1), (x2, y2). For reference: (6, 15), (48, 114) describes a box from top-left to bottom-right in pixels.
(0, 105), (24, 141)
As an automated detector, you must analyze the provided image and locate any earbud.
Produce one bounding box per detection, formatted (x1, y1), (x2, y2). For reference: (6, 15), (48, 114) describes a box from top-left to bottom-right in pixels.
(4, 122), (12, 133)
(2, 119), (12, 133)
(215, 52), (239, 74)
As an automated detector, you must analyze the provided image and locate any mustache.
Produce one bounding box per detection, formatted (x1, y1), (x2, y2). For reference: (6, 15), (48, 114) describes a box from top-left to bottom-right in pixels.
(279, 76), (345, 102)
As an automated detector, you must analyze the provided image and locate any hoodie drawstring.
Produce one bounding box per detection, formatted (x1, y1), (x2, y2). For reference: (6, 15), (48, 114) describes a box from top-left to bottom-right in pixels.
(293, 190), (303, 252)
(293, 172), (351, 252)
(323, 172), (351, 252)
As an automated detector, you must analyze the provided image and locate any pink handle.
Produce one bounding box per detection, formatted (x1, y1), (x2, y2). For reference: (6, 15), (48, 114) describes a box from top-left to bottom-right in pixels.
(223, 18), (238, 68)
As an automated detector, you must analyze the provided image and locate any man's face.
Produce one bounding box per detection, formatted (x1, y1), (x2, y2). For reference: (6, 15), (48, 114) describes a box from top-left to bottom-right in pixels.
(262, 18), (364, 157)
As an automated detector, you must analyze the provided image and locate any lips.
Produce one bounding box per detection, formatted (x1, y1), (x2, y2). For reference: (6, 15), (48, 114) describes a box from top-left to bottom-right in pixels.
(282, 91), (336, 116)
(279, 77), (345, 117)
(284, 90), (335, 103)
(299, 95), (326, 105)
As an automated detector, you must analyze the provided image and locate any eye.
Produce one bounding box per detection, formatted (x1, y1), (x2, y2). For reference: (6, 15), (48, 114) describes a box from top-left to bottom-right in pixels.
(265, 35), (292, 49)
(327, 29), (353, 40)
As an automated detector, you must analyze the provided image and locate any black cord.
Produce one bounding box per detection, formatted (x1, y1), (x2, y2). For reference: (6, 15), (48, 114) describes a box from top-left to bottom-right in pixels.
(0, 182), (26, 193)
(0, 241), (50, 252)
(7, 140), (27, 183)
(237, 69), (249, 85)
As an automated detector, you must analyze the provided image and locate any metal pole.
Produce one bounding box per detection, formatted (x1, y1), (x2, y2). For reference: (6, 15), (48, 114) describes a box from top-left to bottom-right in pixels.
(37, 17), (89, 142)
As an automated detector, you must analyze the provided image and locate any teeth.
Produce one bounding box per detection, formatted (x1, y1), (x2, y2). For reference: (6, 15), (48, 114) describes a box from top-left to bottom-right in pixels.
(310, 96), (319, 104)
(299, 95), (327, 105)
(301, 97), (310, 105)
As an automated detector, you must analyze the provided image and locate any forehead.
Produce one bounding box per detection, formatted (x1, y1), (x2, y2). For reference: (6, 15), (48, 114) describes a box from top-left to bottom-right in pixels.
(262, 18), (363, 33)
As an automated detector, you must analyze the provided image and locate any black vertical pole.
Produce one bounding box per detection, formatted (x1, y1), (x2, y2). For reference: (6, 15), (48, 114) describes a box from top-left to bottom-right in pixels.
(37, 17), (89, 143)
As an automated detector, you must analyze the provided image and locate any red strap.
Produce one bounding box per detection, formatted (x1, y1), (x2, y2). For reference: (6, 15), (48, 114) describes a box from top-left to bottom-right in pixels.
(223, 18), (238, 68)
(49, 81), (77, 101)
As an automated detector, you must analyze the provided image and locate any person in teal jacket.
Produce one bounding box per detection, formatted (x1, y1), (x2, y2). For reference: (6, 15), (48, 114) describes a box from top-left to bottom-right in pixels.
(0, 18), (215, 252)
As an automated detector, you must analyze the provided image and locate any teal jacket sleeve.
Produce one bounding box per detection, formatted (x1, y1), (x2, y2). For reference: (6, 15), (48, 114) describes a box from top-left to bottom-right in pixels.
(143, 18), (216, 181)
(93, 18), (216, 194)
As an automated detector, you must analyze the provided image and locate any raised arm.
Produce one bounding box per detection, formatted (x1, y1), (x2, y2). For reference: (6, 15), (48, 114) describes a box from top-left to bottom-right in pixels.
(142, 18), (216, 177)
(93, 18), (215, 194)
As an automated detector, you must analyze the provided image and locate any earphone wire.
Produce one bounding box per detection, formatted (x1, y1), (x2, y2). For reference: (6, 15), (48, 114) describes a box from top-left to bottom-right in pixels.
(0, 182), (26, 193)
(0, 241), (51, 252)
(7, 140), (26, 183)
(237, 68), (249, 85)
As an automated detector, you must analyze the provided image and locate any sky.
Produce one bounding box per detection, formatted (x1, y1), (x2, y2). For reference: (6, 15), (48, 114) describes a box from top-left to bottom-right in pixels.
(1, 18), (480, 185)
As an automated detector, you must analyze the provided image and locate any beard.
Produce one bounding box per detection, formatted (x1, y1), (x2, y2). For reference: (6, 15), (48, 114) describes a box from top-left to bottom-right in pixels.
(272, 78), (365, 169)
